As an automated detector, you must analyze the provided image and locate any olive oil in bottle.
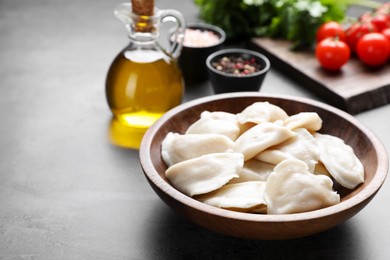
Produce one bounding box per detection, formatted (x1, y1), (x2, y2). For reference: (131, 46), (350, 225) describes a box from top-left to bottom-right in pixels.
(106, 48), (183, 128)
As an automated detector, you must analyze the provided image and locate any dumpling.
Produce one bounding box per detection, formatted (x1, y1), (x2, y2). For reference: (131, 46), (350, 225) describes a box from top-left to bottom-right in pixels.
(197, 181), (267, 213)
(315, 133), (364, 189)
(264, 159), (340, 214)
(236, 101), (289, 125)
(284, 112), (322, 132)
(161, 132), (235, 167)
(229, 159), (274, 184)
(185, 111), (240, 140)
(255, 128), (320, 172)
(165, 153), (243, 196)
(235, 122), (296, 161)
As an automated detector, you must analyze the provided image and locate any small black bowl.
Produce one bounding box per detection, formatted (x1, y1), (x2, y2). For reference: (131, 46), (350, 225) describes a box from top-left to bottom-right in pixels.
(206, 48), (271, 94)
(178, 23), (226, 85)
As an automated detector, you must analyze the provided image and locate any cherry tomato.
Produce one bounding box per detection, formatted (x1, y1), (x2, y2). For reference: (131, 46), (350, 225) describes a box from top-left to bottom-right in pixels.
(370, 14), (390, 32)
(382, 28), (390, 42)
(316, 37), (350, 70)
(345, 22), (378, 52)
(316, 21), (346, 43)
(356, 32), (390, 66)
(359, 12), (373, 23)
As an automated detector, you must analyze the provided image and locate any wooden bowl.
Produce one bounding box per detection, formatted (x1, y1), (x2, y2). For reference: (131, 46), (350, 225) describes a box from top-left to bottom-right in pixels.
(139, 92), (388, 240)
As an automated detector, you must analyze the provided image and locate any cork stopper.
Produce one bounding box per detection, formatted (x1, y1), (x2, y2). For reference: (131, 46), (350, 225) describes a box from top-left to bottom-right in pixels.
(131, 0), (155, 32)
(132, 0), (154, 16)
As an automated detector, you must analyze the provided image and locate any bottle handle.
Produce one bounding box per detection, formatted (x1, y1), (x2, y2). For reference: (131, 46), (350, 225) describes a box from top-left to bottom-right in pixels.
(158, 9), (185, 60)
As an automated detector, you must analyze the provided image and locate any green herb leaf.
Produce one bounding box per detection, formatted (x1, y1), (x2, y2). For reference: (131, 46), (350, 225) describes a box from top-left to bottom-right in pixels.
(194, 0), (380, 49)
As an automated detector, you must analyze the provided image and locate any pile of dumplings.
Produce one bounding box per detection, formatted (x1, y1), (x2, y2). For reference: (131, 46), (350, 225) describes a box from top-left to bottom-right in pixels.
(161, 102), (365, 215)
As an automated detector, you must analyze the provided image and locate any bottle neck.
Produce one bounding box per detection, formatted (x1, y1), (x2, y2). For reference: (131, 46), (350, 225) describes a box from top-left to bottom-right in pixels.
(128, 30), (159, 45)
(114, 3), (185, 60)
(126, 10), (160, 44)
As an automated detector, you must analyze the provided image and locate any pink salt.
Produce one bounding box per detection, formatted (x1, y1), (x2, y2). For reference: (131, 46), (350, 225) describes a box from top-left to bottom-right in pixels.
(183, 29), (220, 47)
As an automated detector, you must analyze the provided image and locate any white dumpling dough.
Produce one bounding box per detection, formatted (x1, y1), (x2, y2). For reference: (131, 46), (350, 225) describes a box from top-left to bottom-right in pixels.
(161, 132), (235, 167)
(229, 159), (274, 184)
(235, 122), (296, 161)
(265, 159), (340, 214)
(255, 128), (320, 172)
(284, 112), (322, 132)
(165, 153), (243, 196)
(185, 111), (240, 140)
(236, 102), (289, 125)
(315, 133), (364, 189)
(197, 181), (267, 213)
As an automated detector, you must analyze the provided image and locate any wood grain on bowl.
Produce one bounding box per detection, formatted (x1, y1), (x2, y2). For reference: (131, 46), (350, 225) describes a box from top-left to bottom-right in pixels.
(139, 92), (388, 240)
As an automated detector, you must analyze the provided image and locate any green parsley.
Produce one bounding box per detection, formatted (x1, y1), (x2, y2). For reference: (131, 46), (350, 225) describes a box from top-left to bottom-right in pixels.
(194, 0), (380, 49)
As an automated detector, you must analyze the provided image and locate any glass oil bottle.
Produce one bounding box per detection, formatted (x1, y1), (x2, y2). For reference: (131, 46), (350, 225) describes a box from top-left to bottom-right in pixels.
(106, 2), (185, 131)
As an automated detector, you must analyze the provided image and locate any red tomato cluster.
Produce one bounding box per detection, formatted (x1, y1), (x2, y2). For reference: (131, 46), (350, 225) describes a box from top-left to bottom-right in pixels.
(315, 2), (390, 70)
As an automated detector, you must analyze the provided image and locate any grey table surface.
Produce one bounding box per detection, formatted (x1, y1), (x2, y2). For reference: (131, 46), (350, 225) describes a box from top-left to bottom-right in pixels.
(1, 0), (389, 259)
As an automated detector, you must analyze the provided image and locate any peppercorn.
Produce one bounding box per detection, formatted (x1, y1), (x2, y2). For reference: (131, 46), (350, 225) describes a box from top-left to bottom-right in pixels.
(211, 55), (262, 76)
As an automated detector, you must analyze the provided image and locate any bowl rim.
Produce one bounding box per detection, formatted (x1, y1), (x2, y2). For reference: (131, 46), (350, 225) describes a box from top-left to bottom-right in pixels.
(183, 22), (226, 49)
(140, 92), (388, 223)
(206, 48), (271, 78)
